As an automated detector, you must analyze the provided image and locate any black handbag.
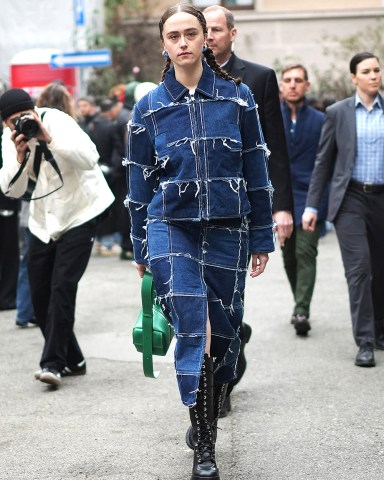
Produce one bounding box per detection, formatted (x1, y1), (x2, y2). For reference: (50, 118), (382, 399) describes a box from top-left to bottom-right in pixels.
(132, 271), (174, 378)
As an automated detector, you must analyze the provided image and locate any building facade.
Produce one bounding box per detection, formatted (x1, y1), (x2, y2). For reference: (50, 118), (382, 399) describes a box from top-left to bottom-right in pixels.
(149, 1), (383, 82)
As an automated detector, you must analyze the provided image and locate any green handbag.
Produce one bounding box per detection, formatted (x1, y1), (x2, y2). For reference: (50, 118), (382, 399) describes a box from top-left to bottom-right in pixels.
(132, 271), (174, 378)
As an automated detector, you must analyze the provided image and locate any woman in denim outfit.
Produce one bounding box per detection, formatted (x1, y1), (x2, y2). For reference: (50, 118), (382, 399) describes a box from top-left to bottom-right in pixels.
(126, 4), (274, 479)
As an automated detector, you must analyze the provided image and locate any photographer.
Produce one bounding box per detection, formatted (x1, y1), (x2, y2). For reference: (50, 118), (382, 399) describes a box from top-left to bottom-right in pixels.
(0, 88), (114, 387)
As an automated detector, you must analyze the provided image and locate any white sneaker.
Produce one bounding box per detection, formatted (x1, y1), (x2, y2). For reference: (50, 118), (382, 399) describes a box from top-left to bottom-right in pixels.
(34, 369), (42, 380)
(39, 368), (61, 386)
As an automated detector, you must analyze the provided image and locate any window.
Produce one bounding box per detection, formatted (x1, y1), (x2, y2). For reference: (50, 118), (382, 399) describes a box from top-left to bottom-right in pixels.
(192, 0), (254, 9)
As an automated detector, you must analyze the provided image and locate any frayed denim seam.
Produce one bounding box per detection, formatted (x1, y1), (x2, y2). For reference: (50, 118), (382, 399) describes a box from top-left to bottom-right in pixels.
(149, 253), (248, 274)
(140, 94), (250, 119)
(147, 218), (247, 405)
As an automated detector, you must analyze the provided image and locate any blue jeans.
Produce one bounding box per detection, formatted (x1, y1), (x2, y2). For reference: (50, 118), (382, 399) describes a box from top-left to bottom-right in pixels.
(147, 218), (247, 406)
(16, 228), (35, 325)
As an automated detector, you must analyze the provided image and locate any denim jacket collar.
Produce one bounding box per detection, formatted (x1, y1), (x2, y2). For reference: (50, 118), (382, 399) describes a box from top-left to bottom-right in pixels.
(163, 61), (216, 101)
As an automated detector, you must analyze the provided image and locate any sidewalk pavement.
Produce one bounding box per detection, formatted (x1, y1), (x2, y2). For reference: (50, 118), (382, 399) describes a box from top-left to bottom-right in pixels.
(1, 231), (383, 480)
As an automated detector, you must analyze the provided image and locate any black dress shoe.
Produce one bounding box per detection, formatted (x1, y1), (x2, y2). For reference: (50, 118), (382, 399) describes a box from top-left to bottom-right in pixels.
(236, 322), (252, 378)
(355, 344), (376, 367)
(219, 394), (231, 418)
(219, 323), (251, 418)
(294, 314), (311, 336)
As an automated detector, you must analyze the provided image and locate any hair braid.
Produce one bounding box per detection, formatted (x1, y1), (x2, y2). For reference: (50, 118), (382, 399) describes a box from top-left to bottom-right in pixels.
(160, 57), (172, 82)
(203, 48), (241, 85)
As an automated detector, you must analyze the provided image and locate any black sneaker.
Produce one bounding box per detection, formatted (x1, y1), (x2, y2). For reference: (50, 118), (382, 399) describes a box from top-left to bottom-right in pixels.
(39, 368), (61, 386)
(16, 317), (38, 328)
(61, 360), (86, 377)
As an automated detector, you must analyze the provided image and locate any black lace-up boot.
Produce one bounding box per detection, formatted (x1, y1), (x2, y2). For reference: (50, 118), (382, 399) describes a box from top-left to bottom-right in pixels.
(186, 380), (228, 450)
(189, 354), (220, 480)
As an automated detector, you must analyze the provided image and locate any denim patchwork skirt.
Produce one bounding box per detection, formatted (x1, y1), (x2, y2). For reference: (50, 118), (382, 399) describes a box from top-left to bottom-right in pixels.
(147, 218), (248, 407)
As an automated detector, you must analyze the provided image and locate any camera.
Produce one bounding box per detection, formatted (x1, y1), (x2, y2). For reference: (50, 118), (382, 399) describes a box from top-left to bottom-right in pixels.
(12, 113), (40, 140)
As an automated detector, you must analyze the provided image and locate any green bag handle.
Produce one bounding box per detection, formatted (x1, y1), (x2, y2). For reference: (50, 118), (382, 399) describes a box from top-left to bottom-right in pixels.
(141, 271), (159, 378)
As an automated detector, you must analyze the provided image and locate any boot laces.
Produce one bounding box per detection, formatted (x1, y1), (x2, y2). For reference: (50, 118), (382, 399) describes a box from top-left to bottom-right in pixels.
(197, 439), (215, 463)
(193, 405), (216, 463)
(194, 357), (217, 463)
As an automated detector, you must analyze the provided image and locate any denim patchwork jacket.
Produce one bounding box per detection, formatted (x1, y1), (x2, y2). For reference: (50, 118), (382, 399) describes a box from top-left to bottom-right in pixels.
(125, 62), (274, 264)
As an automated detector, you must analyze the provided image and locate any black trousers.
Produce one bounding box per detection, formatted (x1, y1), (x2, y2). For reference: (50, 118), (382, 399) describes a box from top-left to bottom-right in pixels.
(0, 213), (19, 310)
(28, 218), (98, 371)
(333, 187), (384, 346)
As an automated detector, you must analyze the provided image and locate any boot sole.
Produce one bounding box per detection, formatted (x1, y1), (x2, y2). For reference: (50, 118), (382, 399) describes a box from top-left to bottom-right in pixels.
(354, 360), (376, 367)
(39, 374), (61, 386)
(191, 474), (220, 480)
(185, 426), (194, 450)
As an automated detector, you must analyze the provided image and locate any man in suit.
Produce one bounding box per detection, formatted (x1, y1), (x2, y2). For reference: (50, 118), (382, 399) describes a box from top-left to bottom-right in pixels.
(303, 52), (384, 368)
(203, 5), (293, 415)
(280, 64), (327, 337)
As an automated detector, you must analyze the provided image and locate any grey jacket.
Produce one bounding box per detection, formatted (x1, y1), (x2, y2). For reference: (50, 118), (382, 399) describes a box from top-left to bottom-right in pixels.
(305, 95), (383, 221)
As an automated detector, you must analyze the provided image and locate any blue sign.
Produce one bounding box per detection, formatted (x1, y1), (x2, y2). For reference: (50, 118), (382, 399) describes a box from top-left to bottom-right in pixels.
(74, 0), (85, 26)
(50, 50), (112, 69)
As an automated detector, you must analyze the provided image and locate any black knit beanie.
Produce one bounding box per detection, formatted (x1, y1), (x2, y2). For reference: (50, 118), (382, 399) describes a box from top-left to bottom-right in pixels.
(0, 88), (35, 121)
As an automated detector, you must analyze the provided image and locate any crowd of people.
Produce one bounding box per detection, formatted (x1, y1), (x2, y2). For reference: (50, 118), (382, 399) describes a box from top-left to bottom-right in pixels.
(1, 3), (383, 480)
(0, 79), (158, 382)
(0, 78), (158, 321)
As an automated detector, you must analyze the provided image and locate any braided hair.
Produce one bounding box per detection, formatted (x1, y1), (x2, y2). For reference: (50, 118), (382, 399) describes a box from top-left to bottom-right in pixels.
(159, 3), (240, 85)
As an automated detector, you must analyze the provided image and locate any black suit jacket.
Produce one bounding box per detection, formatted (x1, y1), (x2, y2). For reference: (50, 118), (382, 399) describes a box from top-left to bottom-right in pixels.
(223, 54), (293, 213)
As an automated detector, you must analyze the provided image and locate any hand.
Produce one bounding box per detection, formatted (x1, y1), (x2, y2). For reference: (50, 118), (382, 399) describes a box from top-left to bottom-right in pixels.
(273, 210), (293, 247)
(28, 112), (52, 144)
(302, 211), (318, 232)
(250, 253), (269, 278)
(11, 130), (31, 164)
(11, 112), (52, 144)
(135, 263), (147, 278)
(9, 111), (52, 164)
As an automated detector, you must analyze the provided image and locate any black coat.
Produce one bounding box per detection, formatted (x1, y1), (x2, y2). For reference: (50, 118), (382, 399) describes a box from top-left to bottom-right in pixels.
(223, 54), (293, 213)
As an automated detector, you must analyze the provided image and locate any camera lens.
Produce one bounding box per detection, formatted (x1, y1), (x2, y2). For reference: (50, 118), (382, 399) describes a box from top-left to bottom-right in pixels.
(20, 118), (40, 139)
